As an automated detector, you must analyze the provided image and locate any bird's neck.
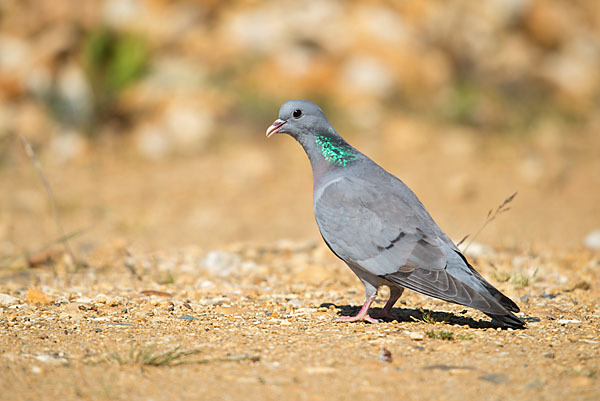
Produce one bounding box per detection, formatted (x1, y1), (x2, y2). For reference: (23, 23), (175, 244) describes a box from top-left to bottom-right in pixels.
(293, 130), (359, 183)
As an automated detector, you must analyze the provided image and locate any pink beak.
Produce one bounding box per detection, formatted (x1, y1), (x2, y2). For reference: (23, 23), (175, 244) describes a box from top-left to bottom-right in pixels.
(266, 119), (287, 138)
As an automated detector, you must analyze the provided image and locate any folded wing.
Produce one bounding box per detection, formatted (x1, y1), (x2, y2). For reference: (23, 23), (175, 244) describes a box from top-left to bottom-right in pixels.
(315, 176), (521, 318)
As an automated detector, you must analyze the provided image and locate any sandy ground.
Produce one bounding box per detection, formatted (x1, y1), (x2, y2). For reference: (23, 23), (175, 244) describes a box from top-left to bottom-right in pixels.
(0, 242), (599, 401)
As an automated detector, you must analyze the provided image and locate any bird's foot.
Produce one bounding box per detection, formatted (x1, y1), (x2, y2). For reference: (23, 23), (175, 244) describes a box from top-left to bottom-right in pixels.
(333, 314), (380, 324)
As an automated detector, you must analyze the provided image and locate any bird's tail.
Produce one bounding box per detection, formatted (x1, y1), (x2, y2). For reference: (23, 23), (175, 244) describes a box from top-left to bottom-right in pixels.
(455, 250), (521, 313)
(485, 311), (526, 329)
(480, 280), (520, 312)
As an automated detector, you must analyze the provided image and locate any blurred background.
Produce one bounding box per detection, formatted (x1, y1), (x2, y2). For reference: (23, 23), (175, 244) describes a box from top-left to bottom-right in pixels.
(1, 0), (599, 263)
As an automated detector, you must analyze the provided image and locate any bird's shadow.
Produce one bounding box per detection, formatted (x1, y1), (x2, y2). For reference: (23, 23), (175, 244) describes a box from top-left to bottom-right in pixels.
(320, 303), (501, 329)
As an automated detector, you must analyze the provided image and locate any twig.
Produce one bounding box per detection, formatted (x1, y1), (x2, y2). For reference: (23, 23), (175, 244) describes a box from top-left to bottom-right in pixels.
(0, 228), (87, 268)
(18, 134), (78, 269)
(463, 192), (517, 252)
(173, 353), (260, 366)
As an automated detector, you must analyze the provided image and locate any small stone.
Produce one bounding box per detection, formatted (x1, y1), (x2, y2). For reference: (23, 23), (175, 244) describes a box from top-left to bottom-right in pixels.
(0, 293), (19, 306)
(583, 230), (600, 250)
(34, 353), (68, 364)
(379, 348), (392, 363)
(525, 380), (543, 389)
(201, 251), (241, 277)
(26, 289), (51, 304)
(108, 297), (121, 307)
(26, 246), (63, 267)
(72, 297), (93, 304)
(405, 331), (424, 341)
(94, 294), (108, 304)
(287, 299), (304, 308)
(214, 306), (243, 316)
(557, 319), (581, 325)
(140, 290), (172, 298)
(567, 281), (591, 292)
(304, 366), (337, 375)
(110, 322), (134, 327)
(479, 373), (509, 384)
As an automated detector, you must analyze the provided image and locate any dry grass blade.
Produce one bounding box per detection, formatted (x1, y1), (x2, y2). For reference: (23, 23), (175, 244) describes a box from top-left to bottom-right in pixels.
(111, 344), (201, 366)
(0, 229), (86, 268)
(177, 354), (261, 365)
(110, 345), (259, 367)
(456, 234), (469, 247)
(18, 134), (78, 269)
(218, 353), (260, 363)
(497, 192), (517, 213)
(463, 192), (517, 252)
(418, 308), (450, 324)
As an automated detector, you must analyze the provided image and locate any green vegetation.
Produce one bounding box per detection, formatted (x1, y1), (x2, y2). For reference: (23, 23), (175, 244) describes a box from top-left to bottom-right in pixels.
(161, 270), (175, 285)
(426, 330), (454, 340)
(492, 269), (512, 283)
(83, 29), (148, 94)
(82, 28), (149, 134)
(419, 308), (451, 324)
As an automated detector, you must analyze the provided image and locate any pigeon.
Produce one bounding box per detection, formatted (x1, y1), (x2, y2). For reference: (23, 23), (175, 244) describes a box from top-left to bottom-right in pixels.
(266, 100), (525, 328)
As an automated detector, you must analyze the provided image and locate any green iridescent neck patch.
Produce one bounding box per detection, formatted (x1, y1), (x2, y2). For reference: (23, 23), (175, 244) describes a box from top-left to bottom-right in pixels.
(315, 135), (358, 167)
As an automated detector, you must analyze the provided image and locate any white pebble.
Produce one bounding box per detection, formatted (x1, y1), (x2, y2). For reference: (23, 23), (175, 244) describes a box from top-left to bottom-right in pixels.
(0, 293), (19, 306)
(583, 230), (600, 250)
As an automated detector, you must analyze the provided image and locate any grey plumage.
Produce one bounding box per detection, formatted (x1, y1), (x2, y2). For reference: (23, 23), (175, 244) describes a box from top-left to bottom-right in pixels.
(266, 100), (524, 328)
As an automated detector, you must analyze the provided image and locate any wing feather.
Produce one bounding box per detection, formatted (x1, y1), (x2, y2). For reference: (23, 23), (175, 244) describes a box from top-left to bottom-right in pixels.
(315, 176), (446, 276)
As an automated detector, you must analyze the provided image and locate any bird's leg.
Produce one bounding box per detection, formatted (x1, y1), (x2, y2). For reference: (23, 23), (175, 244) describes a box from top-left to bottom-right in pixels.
(334, 284), (380, 324)
(371, 287), (405, 320)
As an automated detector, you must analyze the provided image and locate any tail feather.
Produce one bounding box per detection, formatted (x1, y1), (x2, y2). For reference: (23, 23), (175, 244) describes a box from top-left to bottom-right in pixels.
(454, 250), (520, 313)
(481, 281), (520, 313)
(486, 311), (526, 329)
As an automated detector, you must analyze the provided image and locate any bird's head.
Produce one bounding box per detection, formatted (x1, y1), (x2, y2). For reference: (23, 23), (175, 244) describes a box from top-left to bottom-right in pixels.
(266, 100), (331, 139)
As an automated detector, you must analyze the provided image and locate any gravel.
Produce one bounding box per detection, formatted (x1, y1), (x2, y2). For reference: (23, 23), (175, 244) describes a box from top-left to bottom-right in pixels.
(1, 243), (598, 401)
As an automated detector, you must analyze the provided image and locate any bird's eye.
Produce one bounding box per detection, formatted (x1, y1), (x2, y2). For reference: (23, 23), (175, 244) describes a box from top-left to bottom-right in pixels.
(293, 109), (302, 118)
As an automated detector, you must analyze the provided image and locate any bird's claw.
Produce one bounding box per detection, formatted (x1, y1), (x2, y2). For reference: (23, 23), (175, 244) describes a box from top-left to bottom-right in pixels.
(332, 314), (381, 324)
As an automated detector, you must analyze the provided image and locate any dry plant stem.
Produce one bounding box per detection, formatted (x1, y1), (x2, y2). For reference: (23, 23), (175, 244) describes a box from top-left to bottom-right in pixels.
(456, 234), (469, 247)
(463, 192), (517, 253)
(18, 134), (77, 269)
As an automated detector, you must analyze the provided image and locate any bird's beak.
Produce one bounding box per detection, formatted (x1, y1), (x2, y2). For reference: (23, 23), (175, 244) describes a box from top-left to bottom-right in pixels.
(266, 119), (287, 138)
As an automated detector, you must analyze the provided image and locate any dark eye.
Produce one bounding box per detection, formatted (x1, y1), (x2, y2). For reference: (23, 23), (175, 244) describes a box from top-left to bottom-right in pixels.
(293, 109), (302, 118)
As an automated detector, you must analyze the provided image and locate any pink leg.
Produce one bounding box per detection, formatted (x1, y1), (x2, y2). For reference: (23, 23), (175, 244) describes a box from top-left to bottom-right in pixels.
(371, 287), (405, 320)
(333, 291), (380, 324)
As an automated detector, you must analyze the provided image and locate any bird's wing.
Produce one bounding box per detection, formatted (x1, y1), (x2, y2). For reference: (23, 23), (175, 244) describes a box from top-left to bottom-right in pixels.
(314, 176), (448, 276)
(315, 176), (512, 315)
